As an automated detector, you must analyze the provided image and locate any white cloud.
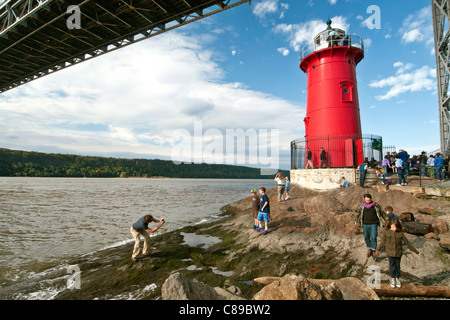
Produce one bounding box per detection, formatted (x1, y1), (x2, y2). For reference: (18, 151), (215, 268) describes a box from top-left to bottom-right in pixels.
(277, 47), (290, 56)
(369, 62), (436, 100)
(252, 0), (279, 18)
(328, 0), (337, 5)
(252, 0), (290, 21)
(273, 16), (350, 51)
(0, 31), (304, 165)
(399, 6), (433, 45)
(392, 61), (415, 76)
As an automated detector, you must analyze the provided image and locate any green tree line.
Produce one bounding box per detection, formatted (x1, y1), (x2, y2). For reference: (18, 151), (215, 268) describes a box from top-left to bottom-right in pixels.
(0, 148), (285, 178)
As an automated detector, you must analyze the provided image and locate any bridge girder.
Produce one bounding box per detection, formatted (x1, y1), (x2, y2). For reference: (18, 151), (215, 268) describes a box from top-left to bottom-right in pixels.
(0, 0), (251, 93)
(432, 0), (450, 155)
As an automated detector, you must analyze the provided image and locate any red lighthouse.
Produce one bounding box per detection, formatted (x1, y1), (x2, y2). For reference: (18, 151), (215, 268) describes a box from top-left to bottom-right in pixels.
(300, 20), (364, 167)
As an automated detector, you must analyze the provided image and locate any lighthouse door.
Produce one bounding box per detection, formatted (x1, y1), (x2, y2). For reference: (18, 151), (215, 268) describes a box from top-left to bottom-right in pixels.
(344, 139), (354, 167)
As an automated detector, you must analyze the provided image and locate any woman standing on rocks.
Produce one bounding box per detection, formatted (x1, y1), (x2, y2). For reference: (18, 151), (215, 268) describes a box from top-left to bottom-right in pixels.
(274, 172), (285, 202)
(355, 194), (387, 259)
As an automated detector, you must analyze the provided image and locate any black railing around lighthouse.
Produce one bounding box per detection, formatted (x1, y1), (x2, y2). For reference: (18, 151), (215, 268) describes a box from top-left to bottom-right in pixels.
(290, 134), (395, 170)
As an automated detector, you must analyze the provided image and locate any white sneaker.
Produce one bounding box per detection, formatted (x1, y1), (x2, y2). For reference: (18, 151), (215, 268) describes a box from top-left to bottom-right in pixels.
(390, 278), (396, 288)
(396, 184), (402, 186)
(395, 279), (402, 288)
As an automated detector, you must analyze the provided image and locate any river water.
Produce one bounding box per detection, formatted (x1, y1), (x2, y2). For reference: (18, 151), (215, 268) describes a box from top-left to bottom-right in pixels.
(0, 177), (272, 298)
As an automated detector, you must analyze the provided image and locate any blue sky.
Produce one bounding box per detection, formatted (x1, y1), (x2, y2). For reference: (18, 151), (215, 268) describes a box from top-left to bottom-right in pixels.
(0, 0), (440, 170)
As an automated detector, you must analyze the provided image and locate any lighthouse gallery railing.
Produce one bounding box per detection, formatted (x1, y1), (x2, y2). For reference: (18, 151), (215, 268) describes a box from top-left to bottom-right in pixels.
(299, 34), (364, 62)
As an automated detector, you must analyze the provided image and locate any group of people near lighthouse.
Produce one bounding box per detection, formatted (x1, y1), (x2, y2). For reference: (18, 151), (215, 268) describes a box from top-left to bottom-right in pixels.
(127, 167), (422, 290)
(359, 149), (447, 187)
(248, 173), (420, 289)
(379, 149), (448, 184)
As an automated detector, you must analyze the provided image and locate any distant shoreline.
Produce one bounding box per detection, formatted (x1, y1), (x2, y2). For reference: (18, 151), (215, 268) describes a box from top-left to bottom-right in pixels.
(0, 147), (288, 179)
(0, 176), (275, 180)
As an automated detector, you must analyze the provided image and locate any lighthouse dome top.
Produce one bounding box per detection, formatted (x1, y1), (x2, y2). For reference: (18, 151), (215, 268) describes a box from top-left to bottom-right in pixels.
(299, 19), (364, 62)
(314, 19), (346, 48)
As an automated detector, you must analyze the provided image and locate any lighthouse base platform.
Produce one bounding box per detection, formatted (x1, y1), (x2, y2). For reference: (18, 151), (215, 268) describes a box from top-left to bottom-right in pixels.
(290, 168), (376, 190)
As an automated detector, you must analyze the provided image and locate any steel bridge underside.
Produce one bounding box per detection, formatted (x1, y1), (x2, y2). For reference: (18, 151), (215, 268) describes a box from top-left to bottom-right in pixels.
(0, 0), (250, 93)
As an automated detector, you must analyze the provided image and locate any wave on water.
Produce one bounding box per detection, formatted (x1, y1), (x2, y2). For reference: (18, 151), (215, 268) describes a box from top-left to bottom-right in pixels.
(0, 264), (73, 300)
(106, 283), (157, 300)
(1, 212), (229, 300)
(1, 178), (269, 299)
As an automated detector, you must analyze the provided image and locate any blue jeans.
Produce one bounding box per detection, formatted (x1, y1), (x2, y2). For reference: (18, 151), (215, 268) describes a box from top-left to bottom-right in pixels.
(360, 171), (366, 187)
(436, 166), (444, 180)
(363, 224), (378, 251)
(397, 168), (406, 184)
(420, 164), (426, 176)
(382, 165), (389, 178)
(388, 256), (401, 278)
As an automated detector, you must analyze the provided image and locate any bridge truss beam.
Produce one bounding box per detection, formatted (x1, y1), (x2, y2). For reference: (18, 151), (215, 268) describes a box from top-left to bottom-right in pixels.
(0, 0), (251, 93)
(432, 0), (450, 155)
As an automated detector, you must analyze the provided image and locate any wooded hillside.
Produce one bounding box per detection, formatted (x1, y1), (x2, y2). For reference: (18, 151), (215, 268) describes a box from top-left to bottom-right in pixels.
(0, 148), (283, 178)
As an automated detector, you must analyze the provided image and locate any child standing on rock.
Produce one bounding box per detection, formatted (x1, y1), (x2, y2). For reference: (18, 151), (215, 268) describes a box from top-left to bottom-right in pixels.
(376, 218), (419, 288)
(384, 205), (400, 221)
(251, 189), (260, 230)
(284, 177), (291, 200)
(257, 187), (271, 235)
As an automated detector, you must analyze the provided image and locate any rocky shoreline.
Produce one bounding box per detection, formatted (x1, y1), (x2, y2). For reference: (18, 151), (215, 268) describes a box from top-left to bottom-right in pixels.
(10, 184), (447, 301)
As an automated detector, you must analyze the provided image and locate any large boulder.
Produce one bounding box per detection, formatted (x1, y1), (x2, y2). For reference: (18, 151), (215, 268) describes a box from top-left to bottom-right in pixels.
(252, 274), (344, 300)
(253, 275), (380, 300)
(309, 278), (380, 300)
(214, 287), (247, 300)
(439, 232), (450, 251)
(161, 272), (221, 300)
(414, 213), (449, 235)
